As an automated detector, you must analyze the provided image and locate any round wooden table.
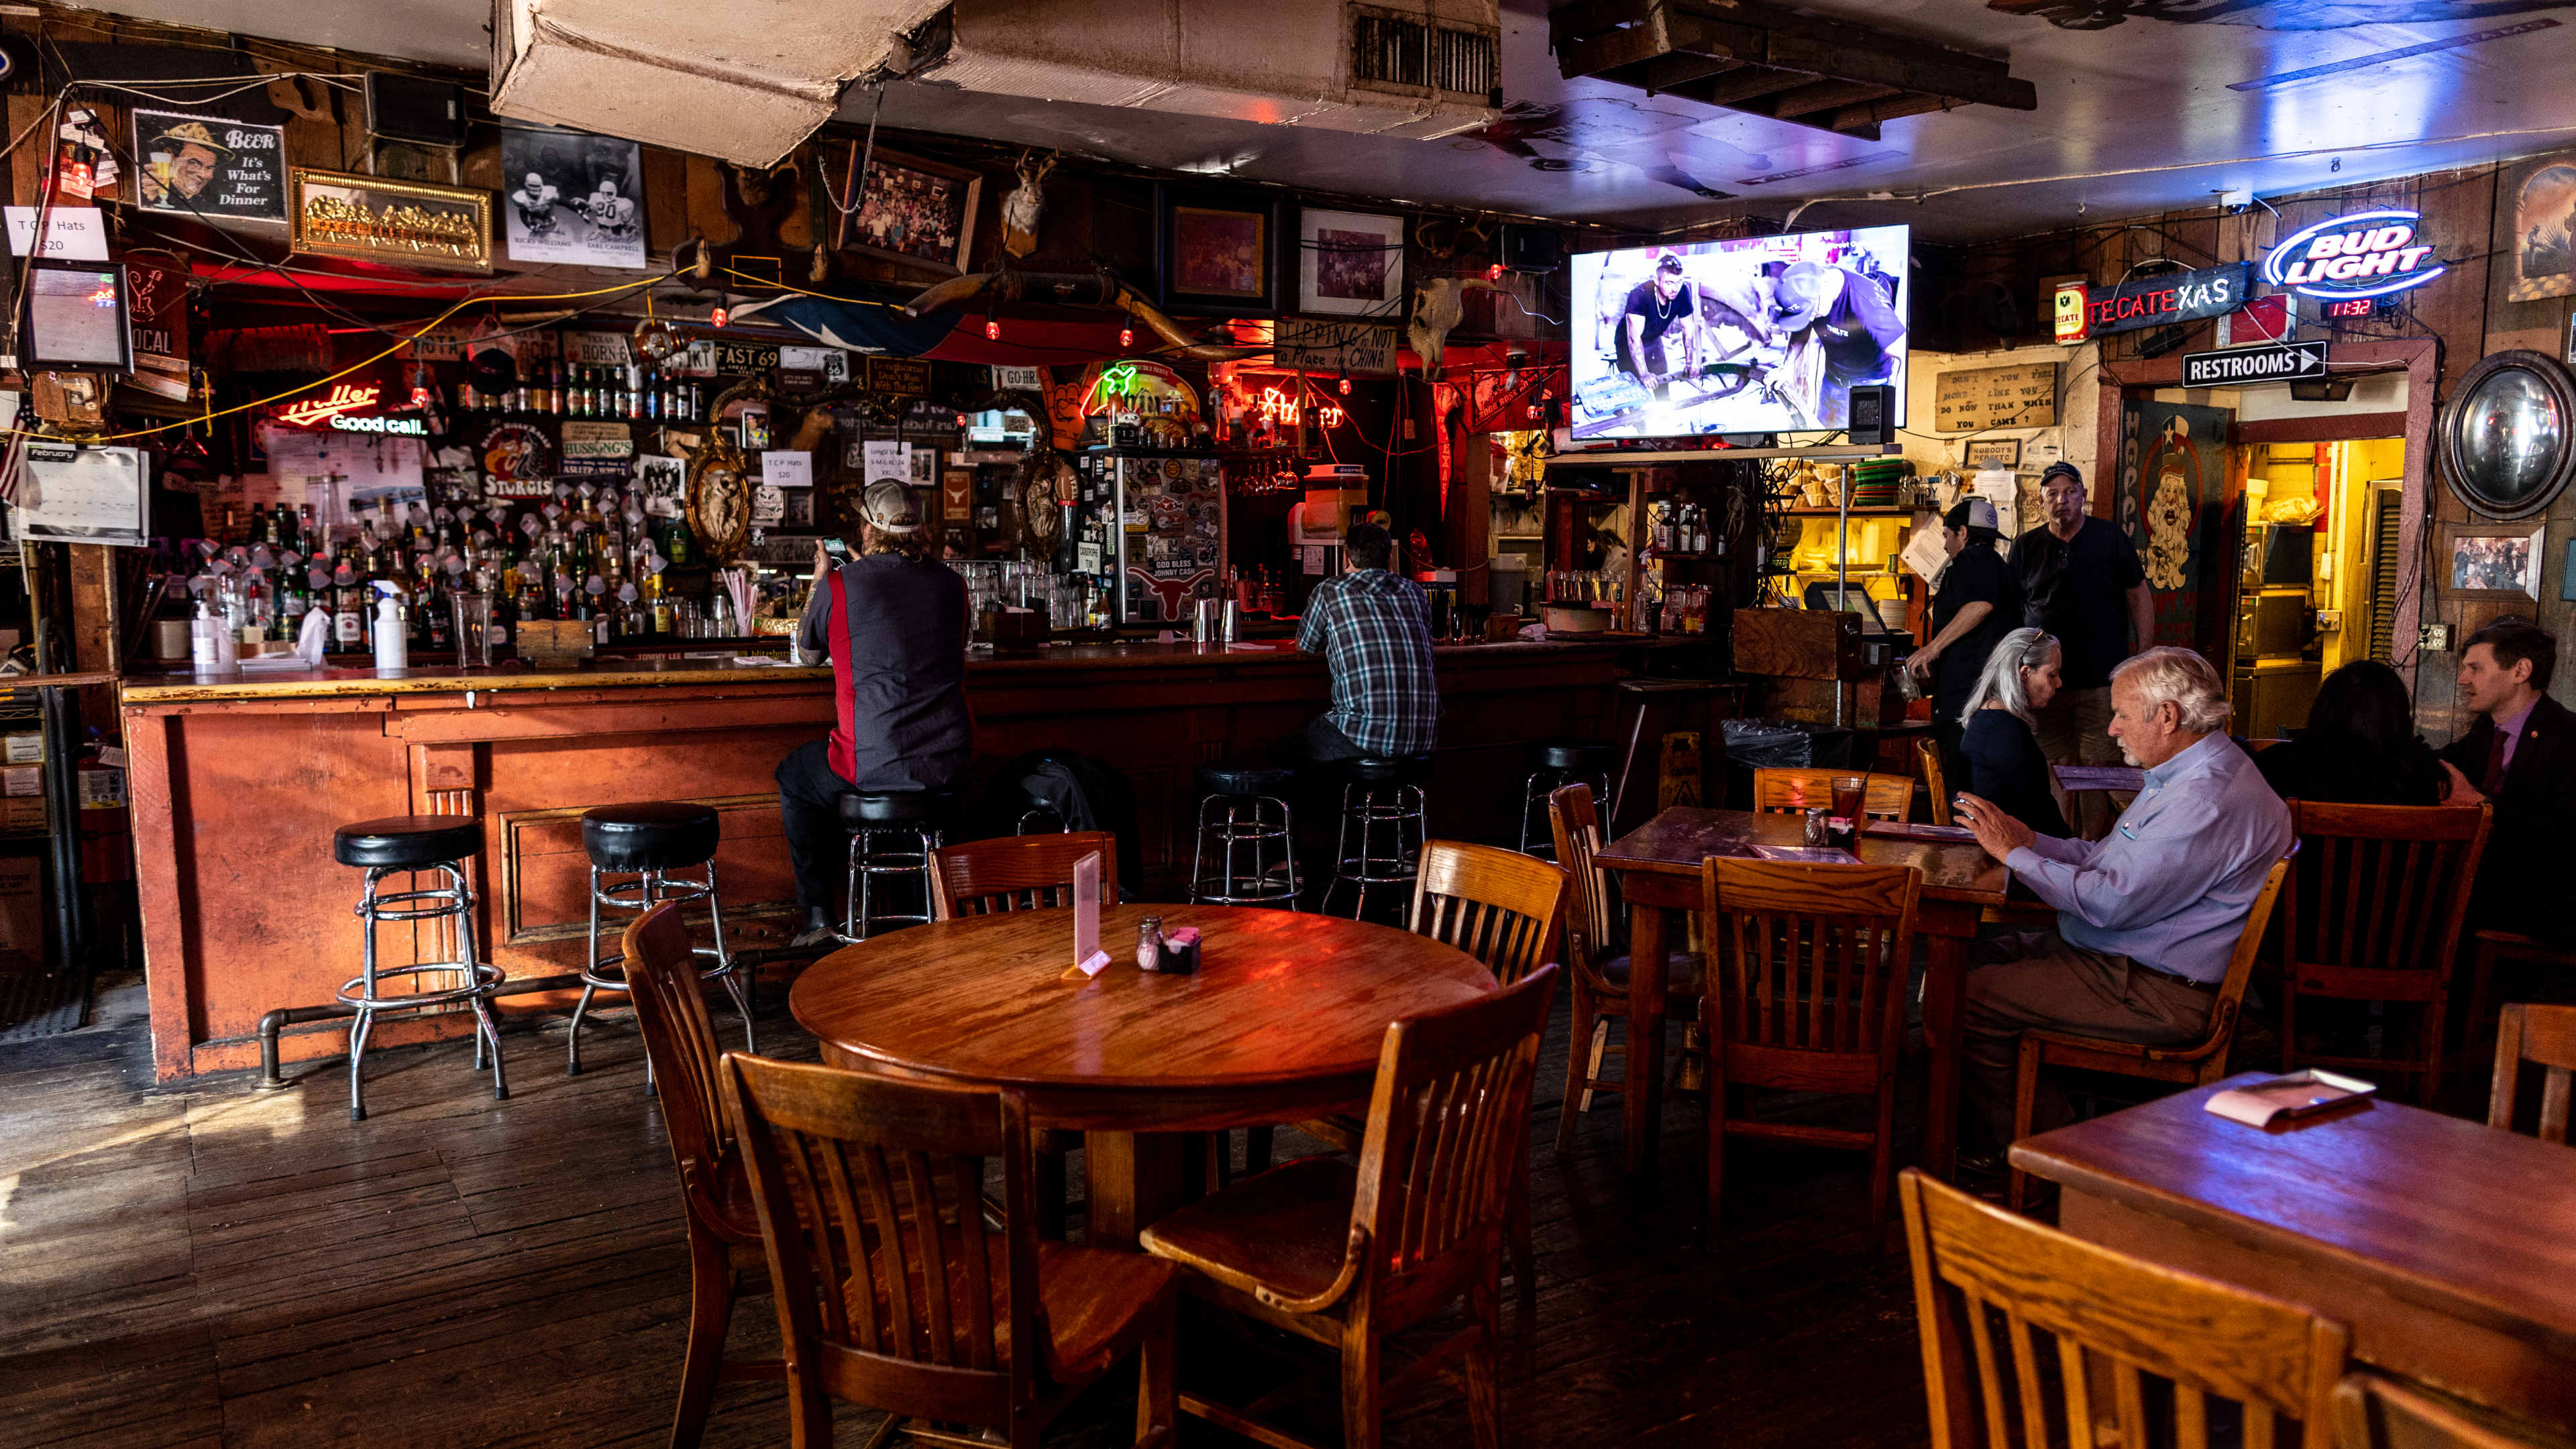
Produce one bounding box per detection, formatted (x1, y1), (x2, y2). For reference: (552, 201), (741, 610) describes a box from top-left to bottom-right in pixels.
(790, 902), (1494, 1248)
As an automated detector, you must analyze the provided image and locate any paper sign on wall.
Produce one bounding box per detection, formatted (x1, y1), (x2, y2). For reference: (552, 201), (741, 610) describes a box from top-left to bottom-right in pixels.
(5, 206), (111, 260)
(761, 451), (814, 488)
(861, 439), (909, 484)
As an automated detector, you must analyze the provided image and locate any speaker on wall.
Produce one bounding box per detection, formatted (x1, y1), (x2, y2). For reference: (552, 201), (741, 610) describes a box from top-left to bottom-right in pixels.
(1847, 384), (1895, 447)
(365, 73), (466, 148)
(1500, 223), (1563, 273)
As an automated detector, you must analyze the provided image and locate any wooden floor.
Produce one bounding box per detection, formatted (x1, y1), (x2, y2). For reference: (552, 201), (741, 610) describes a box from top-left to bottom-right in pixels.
(0, 974), (1933, 1449)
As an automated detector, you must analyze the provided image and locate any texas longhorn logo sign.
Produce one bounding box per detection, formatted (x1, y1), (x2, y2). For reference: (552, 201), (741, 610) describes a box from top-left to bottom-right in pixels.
(2261, 208), (2445, 301)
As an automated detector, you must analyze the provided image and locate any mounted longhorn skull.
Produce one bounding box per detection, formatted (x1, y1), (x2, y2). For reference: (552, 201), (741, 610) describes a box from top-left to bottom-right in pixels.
(904, 268), (1266, 362)
(1001, 151), (1056, 258)
(1408, 275), (1500, 379)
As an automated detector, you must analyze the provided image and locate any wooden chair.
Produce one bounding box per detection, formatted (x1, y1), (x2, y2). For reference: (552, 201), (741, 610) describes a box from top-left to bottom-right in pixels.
(1901, 1168), (2349, 1449)
(1752, 767), (1913, 822)
(1916, 737), (1951, 826)
(2008, 858), (2290, 1213)
(1546, 784), (1704, 1152)
(2487, 1002), (2576, 1145)
(2333, 1373), (2553, 1449)
(1410, 839), (1568, 987)
(1301, 839), (1564, 1296)
(620, 902), (782, 1449)
(931, 830), (1118, 918)
(1139, 966), (1558, 1449)
(2463, 930), (2576, 1059)
(1699, 857), (1920, 1233)
(722, 1055), (1180, 1449)
(2278, 802), (2490, 1103)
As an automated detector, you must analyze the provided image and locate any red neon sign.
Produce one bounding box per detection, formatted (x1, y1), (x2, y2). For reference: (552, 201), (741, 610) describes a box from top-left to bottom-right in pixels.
(276, 383), (382, 428)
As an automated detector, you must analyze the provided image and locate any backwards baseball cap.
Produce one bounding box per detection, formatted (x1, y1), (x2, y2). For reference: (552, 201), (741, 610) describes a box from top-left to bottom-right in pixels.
(2039, 461), (2084, 488)
(1944, 496), (2000, 533)
(861, 479), (922, 533)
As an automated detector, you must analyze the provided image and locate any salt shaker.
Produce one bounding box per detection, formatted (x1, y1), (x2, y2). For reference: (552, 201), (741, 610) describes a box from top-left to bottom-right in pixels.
(1803, 807), (1830, 847)
(1135, 916), (1165, 973)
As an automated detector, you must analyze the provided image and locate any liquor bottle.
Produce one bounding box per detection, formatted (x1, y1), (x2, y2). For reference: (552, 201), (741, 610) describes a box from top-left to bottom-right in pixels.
(275, 566), (310, 641)
(661, 514), (694, 568)
(547, 361), (566, 417)
(331, 562), (366, 649)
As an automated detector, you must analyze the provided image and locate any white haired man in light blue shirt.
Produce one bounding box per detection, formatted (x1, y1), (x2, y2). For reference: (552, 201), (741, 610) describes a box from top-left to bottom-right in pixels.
(1953, 645), (2292, 1155)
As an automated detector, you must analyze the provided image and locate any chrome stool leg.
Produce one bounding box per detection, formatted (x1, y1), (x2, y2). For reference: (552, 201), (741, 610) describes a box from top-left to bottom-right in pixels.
(340, 858), (504, 1122)
(453, 861), (508, 1104)
(569, 866), (606, 1076)
(704, 863), (753, 1053)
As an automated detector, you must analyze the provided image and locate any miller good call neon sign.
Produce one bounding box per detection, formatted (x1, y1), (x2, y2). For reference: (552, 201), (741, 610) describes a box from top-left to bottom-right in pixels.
(2262, 209), (2445, 301)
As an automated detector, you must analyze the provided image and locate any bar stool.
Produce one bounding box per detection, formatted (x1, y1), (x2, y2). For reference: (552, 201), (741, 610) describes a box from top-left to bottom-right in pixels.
(331, 814), (506, 1122)
(1519, 738), (1613, 857)
(842, 789), (952, 938)
(1189, 762), (1299, 908)
(567, 802), (750, 1077)
(1323, 754), (1432, 920)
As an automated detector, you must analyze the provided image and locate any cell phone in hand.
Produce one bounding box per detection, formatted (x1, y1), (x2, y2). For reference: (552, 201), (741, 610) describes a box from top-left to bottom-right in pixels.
(822, 537), (850, 561)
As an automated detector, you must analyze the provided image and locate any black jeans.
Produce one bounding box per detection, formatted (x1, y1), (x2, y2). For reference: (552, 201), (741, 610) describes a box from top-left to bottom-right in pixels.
(775, 739), (854, 914)
(1275, 714), (1367, 767)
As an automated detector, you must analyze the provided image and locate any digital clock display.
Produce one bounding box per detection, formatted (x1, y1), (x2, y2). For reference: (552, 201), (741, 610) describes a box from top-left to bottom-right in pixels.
(2322, 298), (2377, 319)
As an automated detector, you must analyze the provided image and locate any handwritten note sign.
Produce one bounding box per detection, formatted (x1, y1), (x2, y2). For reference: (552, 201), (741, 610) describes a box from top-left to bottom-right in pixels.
(1933, 361), (2059, 433)
(1067, 851), (1111, 979)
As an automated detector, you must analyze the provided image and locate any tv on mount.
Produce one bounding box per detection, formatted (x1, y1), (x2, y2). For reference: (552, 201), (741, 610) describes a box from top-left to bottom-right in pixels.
(1569, 225), (1910, 441)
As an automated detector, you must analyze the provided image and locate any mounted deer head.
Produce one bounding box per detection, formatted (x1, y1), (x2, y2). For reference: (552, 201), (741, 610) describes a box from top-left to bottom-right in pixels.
(1002, 151), (1057, 258)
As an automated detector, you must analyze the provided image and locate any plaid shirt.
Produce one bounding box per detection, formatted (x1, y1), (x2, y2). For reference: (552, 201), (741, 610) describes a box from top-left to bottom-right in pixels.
(1297, 568), (1439, 755)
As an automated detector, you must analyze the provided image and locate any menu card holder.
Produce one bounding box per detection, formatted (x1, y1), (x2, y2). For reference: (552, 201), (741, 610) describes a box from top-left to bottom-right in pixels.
(1063, 851), (1112, 981)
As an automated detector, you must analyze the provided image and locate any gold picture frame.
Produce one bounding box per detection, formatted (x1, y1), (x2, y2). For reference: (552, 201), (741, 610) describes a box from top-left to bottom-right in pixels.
(287, 168), (492, 274)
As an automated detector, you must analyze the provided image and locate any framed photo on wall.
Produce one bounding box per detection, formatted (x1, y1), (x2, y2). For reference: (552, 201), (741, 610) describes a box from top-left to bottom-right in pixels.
(824, 144), (981, 274)
(2447, 523), (2547, 600)
(1297, 207), (1405, 317)
(2505, 150), (2576, 303)
(1155, 186), (1277, 314)
(1962, 438), (2021, 469)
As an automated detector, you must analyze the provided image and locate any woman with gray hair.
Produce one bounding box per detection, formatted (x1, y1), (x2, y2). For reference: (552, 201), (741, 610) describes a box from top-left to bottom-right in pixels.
(1957, 627), (2069, 837)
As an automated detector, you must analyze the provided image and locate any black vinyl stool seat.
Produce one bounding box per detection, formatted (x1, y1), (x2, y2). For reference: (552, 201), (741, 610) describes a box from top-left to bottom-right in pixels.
(841, 787), (957, 939)
(334, 814), (486, 869)
(1189, 763), (1300, 910)
(1323, 753), (1433, 920)
(1520, 737), (1614, 859)
(329, 814), (506, 1122)
(568, 802), (749, 1078)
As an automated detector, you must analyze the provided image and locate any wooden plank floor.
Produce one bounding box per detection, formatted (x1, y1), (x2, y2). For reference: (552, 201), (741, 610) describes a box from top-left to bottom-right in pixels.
(0, 980), (1932, 1449)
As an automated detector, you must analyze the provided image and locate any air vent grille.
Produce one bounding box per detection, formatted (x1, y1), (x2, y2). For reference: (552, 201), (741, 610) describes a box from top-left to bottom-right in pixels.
(1352, 8), (1499, 99)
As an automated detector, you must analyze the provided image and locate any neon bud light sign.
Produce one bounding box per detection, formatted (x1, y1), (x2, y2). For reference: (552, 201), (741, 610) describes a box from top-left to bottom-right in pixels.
(2262, 208), (2445, 301)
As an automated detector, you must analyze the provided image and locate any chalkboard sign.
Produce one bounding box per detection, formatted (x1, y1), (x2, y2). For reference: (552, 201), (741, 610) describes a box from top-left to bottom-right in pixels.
(1933, 361), (2059, 433)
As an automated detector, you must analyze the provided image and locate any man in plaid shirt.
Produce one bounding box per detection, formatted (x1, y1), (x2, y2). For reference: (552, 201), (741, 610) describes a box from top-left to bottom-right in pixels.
(1291, 523), (1439, 759)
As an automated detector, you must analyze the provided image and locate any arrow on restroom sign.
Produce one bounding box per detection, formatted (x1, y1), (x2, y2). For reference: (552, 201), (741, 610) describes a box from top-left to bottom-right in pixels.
(2181, 341), (2330, 387)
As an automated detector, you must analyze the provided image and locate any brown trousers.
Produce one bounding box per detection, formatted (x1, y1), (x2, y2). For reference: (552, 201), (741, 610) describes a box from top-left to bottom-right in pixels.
(1964, 928), (2214, 1149)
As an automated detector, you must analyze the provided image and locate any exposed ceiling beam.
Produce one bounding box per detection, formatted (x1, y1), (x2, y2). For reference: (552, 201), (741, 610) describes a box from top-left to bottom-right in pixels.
(1766, 79), (1900, 120)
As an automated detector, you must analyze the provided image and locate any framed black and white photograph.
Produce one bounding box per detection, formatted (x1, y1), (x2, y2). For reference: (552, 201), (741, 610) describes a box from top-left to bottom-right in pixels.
(500, 125), (647, 270)
(637, 454), (686, 519)
(133, 110), (286, 225)
(1298, 207), (1405, 317)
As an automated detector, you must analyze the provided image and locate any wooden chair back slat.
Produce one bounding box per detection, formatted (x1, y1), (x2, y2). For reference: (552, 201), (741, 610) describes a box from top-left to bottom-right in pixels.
(618, 905), (736, 1218)
(722, 1055), (1040, 1425)
(1547, 784), (1617, 991)
(1409, 840), (1569, 987)
(1701, 859), (1918, 1063)
(1752, 767), (1915, 822)
(2488, 1002), (2576, 1145)
(930, 830), (1118, 919)
(1348, 967), (1557, 1293)
(1917, 737), (1952, 827)
(1900, 1169), (2349, 1449)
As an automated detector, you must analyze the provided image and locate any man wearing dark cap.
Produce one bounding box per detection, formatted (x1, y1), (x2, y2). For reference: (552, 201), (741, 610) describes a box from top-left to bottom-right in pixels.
(774, 479), (972, 945)
(2008, 462), (2153, 836)
(1768, 259), (1907, 427)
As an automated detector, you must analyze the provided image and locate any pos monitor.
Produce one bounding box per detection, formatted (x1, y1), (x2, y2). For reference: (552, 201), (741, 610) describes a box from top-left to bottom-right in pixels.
(19, 260), (133, 372)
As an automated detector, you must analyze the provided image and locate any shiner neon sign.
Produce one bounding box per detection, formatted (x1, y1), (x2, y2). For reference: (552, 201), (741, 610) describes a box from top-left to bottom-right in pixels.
(2261, 208), (2446, 301)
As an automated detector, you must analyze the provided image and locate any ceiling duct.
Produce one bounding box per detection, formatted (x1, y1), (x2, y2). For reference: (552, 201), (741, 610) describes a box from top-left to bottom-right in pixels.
(912, 0), (1501, 140)
(490, 0), (946, 166)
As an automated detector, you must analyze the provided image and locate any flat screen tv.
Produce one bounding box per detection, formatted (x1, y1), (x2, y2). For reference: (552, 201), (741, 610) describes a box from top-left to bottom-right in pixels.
(1570, 225), (1909, 441)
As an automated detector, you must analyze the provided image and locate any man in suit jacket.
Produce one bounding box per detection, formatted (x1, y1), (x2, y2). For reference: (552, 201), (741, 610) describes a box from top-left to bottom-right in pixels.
(2436, 616), (2576, 946)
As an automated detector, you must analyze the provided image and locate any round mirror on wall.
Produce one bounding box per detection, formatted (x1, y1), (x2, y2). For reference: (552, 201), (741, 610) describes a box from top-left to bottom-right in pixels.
(2440, 350), (2576, 521)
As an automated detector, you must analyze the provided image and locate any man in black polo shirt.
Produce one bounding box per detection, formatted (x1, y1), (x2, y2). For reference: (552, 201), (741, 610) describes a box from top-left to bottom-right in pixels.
(2009, 462), (2153, 837)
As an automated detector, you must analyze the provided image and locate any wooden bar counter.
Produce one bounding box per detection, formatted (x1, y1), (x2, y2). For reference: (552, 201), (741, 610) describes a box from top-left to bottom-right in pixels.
(121, 637), (1666, 1081)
